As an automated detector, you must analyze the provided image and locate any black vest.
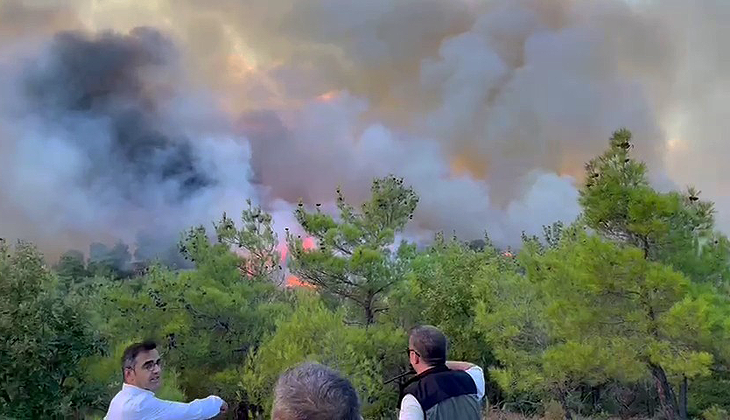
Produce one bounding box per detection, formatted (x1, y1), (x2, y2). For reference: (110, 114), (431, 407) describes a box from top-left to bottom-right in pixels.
(399, 365), (478, 413)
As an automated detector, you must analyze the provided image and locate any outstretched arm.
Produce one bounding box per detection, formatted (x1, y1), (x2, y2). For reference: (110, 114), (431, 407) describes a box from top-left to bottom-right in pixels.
(141, 395), (226, 420)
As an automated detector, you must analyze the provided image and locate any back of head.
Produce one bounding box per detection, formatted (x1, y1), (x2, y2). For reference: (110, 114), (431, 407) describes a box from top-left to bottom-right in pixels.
(272, 362), (361, 420)
(409, 325), (448, 366)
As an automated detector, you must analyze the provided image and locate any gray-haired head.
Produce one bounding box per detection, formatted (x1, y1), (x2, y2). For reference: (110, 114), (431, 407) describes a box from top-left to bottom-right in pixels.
(272, 362), (361, 420)
(409, 325), (448, 366)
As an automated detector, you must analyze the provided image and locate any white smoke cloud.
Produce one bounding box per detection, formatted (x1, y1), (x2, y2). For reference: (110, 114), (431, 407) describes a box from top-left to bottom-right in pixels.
(243, 92), (581, 244)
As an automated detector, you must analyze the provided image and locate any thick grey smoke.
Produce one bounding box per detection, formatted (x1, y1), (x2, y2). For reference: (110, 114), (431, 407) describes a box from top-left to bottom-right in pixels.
(22, 28), (213, 203)
(240, 93), (581, 245)
(0, 22), (254, 261)
(1, 0), (729, 258)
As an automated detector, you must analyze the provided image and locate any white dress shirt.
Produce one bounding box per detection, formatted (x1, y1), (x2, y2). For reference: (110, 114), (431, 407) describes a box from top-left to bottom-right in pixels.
(398, 366), (486, 420)
(104, 383), (224, 420)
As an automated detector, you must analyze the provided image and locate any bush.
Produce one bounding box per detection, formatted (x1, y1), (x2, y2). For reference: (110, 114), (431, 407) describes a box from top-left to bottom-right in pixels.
(702, 405), (729, 420)
(0, 241), (106, 419)
(689, 373), (730, 417)
(243, 292), (406, 419)
(542, 400), (565, 420)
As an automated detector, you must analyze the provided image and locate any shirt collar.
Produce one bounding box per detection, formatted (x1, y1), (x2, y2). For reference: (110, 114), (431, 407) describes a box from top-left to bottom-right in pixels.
(123, 383), (155, 396)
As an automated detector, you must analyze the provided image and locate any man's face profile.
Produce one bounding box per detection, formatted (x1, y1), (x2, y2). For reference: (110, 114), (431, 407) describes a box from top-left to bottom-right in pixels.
(125, 348), (162, 392)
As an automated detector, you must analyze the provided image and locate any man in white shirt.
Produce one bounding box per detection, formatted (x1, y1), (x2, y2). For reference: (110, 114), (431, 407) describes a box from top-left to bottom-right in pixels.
(104, 340), (227, 420)
(398, 326), (486, 420)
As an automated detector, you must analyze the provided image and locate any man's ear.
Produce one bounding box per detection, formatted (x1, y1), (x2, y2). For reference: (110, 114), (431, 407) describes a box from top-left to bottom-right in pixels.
(123, 367), (133, 383)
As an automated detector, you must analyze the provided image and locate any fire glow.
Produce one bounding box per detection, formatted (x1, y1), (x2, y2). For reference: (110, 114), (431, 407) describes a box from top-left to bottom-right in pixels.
(282, 236), (316, 289)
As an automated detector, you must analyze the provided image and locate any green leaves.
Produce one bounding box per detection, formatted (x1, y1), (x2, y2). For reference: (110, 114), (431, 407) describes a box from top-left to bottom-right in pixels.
(4, 129), (729, 419)
(214, 199), (282, 282)
(475, 130), (730, 416)
(0, 241), (106, 419)
(580, 129), (730, 285)
(243, 293), (405, 419)
(288, 175), (419, 326)
(78, 210), (291, 415)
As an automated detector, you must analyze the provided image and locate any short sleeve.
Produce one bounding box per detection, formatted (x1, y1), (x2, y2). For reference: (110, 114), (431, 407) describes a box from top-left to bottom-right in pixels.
(466, 366), (486, 400)
(399, 394), (424, 420)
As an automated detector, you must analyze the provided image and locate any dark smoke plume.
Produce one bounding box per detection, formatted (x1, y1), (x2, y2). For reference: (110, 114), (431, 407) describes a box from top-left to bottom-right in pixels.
(23, 27), (213, 204)
(1, 0), (730, 258)
(0, 25), (254, 262)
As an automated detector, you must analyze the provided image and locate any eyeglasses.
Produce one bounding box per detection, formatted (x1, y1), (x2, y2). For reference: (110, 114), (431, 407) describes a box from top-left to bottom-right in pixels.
(126, 359), (164, 372)
(406, 348), (420, 357)
(140, 359), (163, 371)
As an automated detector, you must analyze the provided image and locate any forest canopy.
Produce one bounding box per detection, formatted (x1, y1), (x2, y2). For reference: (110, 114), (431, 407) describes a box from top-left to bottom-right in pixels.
(1, 130), (729, 420)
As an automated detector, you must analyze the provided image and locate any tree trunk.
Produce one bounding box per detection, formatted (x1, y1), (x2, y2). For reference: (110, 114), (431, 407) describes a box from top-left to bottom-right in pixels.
(364, 306), (374, 326)
(236, 401), (249, 420)
(0, 386), (11, 404)
(650, 362), (679, 420)
(558, 390), (573, 420)
(679, 375), (688, 420)
(363, 295), (375, 327)
(591, 385), (601, 413)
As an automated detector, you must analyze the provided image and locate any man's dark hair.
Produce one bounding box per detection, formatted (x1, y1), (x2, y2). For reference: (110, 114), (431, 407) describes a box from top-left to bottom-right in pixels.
(272, 362), (361, 420)
(409, 325), (448, 366)
(121, 340), (157, 379)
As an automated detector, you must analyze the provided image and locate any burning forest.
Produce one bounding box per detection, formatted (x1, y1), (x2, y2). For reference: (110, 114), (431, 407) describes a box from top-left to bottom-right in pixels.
(1, 0), (729, 263)
(2, 1), (730, 419)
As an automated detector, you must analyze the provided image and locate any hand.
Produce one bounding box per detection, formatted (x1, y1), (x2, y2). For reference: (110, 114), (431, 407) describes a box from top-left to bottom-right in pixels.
(220, 401), (228, 413)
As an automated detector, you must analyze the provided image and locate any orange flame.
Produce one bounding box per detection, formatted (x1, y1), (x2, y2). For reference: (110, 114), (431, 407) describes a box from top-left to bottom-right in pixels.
(279, 243), (288, 263)
(279, 236), (318, 289)
(279, 236), (317, 263)
(285, 275), (315, 289)
(302, 237), (316, 250)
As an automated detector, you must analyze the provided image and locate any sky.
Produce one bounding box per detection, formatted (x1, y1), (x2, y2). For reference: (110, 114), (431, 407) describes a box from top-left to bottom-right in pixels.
(0, 0), (728, 260)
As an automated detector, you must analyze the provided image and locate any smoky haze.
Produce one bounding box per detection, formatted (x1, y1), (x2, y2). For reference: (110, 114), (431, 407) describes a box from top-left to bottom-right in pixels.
(0, 20), (254, 261)
(0, 0), (728, 261)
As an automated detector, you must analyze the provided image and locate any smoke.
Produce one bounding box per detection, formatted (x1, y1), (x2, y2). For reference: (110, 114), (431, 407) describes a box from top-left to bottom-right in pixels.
(1, 0), (729, 259)
(0, 21), (254, 261)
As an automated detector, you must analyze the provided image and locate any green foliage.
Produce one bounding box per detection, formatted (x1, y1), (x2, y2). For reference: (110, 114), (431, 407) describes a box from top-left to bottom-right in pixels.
(475, 241), (552, 408)
(54, 249), (90, 288)
(288, 175), (418, 325)
(85, 204), (290, 415)
(578, 129), (730, 418)
(477, 223), (729, 418)
(532, 231), (709, 378)
(244, 292), (406, 419)
(0, 240), (106, 419)
(390, 233), (499, 393)
(4, 128), (730, 420)
(580, 129), (730, 285)
(214, 198), (283, 282)
(702, 405), (729, 420)
(688, 372), (730, 417)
